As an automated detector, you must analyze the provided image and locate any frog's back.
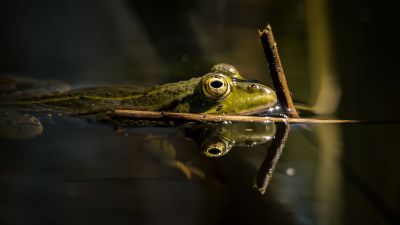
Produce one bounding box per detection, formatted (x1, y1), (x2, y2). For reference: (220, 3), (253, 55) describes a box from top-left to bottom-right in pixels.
(0, 75), (202, 138)
(1, 76), (201, 115)
(58, 77), (201, 113)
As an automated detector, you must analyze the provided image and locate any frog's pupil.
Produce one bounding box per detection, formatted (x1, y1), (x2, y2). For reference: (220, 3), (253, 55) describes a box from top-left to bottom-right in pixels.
(210, 80), (223, 88)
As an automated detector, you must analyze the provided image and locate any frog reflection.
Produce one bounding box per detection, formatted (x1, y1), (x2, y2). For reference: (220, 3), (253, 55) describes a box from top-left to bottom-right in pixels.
(184, 121), (276, 157)
(184, 120), (289, 194)
(114, 121), (286, 193)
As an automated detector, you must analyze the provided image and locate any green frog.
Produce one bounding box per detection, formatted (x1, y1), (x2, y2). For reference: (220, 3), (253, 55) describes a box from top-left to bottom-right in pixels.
(1, 64), (286, 192)
(0, 63), (278, 138)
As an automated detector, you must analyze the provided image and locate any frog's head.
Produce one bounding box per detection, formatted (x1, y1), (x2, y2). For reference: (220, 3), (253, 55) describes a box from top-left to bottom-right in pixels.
(190, 64), (277, 115)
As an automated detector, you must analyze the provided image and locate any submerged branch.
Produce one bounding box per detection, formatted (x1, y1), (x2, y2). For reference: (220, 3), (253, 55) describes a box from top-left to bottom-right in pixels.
(112, 109), (360, 124)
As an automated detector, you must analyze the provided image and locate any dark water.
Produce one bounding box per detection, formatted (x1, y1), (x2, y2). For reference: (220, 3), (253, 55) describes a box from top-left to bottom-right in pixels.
(1, 1), (400, 225)
(0, 116), (322, 225)
(2, 116), (399, 225)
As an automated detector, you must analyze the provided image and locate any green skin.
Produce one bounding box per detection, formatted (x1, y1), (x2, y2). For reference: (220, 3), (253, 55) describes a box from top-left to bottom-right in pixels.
(1, 64), (278, 126)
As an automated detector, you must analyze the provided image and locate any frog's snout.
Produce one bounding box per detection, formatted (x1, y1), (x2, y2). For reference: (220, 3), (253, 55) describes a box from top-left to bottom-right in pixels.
(253, 84), (278, 108)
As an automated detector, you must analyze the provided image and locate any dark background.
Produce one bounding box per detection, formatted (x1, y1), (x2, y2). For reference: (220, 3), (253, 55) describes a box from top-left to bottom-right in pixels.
(1, 1), (399, 225)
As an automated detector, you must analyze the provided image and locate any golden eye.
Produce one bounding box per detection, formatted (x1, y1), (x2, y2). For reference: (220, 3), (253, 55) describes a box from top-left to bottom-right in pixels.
(202, 74), (231, 99)
(204, 141), (226, 157)
(201, 138), (231, 157)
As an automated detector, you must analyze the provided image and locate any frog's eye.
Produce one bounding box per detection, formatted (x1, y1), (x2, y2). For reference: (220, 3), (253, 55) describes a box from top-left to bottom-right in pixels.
(202, 74), (231, 99)
(201, 138), (231, 157)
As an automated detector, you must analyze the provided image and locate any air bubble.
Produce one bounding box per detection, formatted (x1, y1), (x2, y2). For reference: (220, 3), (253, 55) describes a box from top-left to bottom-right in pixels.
(286, 167), (296, 176)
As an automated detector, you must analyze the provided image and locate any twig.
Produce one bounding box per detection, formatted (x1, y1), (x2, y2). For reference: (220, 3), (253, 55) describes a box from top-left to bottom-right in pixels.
(112, 109), (360, 124)
(254, 121), (290, 194)
(259, 24), (299, 118)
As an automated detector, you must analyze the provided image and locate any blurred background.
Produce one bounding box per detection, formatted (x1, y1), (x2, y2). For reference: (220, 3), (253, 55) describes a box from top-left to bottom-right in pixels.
(1, 0), (399, 225)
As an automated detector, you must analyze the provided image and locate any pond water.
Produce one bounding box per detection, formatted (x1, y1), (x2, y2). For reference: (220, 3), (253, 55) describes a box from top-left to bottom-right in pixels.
(1, 116), (399, 225)
(1, 1), (400, 225)
(0, 116), (328, 225)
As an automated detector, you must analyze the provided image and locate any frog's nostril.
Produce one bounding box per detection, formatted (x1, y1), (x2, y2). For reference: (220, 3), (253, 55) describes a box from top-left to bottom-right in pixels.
(249, 83), (257, 89)
(210, 80), (223, 88)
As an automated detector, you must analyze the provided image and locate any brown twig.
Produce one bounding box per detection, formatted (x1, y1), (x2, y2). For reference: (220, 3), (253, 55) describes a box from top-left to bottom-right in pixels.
(259, 24), (299, 118)
(112, 109), (360, 124)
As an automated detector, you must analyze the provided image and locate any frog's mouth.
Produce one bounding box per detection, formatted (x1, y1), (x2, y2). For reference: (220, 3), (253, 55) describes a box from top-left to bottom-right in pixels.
(236, 103), (281, 116)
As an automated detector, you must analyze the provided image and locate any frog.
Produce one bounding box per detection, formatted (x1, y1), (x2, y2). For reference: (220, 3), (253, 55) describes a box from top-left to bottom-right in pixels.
(0, 63), (278, 136)
(0, 65), (283, 191)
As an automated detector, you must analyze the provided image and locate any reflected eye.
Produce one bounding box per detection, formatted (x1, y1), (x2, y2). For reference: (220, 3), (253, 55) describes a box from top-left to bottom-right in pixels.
(201, 138), (231, 157)
(202, 74), (231, 99)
